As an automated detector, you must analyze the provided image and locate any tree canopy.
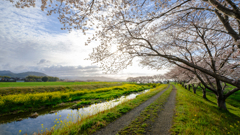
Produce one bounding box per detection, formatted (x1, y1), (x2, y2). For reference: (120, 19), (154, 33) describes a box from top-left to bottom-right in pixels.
(42, 76), (49, 82)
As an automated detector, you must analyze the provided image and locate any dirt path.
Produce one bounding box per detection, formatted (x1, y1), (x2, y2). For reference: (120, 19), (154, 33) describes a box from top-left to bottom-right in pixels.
(148, 85), (176, 135)
(93, 85), (170, 135)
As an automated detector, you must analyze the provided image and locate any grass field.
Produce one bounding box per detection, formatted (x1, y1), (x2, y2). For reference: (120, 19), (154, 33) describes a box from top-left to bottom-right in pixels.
(0, 82), (117, 88)
(0, 82), (122, 96)
(171, 84), (240, 135)
(0, 83), (156, 115)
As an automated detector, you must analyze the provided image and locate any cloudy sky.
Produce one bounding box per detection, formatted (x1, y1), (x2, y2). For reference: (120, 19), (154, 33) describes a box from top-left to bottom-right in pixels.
(0, 1), (168, 80)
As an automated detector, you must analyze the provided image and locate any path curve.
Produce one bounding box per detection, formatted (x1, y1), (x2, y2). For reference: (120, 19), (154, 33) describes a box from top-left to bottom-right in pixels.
(93, 85), (170, 135)
(148, 85), (176, 135)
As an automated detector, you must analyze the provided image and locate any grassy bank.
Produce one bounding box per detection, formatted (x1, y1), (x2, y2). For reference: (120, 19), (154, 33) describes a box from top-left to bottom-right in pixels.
(0, 84), (154, 115)
(118, 85), (173, 135)
(224, 84), (240, 108)
(226, 90), (240, 108)
(43, 84), (168, 135)
(0, 82), (122, 96)
(198, 84), (240, 108)
(171, 84), (240, 135)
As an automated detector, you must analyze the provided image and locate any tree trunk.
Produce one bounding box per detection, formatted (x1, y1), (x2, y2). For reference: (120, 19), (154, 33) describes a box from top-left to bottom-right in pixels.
(217, 96), (227, 110)
(193, 87), (196, 94)
(202, 88), (207, 99)
(192, 84), (196, 94)
(216, 80), (227, 110)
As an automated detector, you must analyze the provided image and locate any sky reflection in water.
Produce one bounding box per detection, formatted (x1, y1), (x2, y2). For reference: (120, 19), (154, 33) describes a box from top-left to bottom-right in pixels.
(0, 90), (149, 135)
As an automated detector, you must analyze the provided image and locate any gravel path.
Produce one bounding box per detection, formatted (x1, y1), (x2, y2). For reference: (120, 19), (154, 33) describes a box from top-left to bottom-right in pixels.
(148, 85), (176, 135)
(93, 85), (170, 135)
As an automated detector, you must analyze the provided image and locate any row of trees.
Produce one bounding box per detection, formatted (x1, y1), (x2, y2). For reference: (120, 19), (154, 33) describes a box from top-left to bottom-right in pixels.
(26, 76), (60, 82)
(165, 64), (239, 107)
(0, 76), (59, 82)
(0, 76), (11, 79)
(9, 0), (240, 110)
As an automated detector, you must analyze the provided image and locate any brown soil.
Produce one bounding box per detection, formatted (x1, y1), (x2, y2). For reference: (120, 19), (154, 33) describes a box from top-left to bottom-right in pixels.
(93, 85), (170, 135)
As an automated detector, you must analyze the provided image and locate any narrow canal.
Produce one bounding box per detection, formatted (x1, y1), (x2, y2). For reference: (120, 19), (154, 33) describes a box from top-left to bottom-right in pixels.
(0, 89), (149, 135)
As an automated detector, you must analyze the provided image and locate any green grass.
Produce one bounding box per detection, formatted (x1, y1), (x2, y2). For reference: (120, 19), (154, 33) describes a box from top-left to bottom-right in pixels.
(0, 82), (117, 88)
(224, 84), (240, 108)
(0, 83), (122, 96)
(226, 90), (240, 108)
(44, 84), (168, 135)
(118, 85), (173, 135)
(171, 84), (240, 135)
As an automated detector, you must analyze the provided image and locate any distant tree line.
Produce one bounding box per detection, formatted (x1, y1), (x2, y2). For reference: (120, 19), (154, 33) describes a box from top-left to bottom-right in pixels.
(0, 75), (59, 82)
(0, 76), (11, 79)
(26, 76), (59, 82)
(0, 76), (15, 82)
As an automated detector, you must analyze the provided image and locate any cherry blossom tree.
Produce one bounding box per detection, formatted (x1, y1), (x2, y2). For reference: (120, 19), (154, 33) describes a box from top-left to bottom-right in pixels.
(134, 11), (239, 110)
(166, 66), (208, 98)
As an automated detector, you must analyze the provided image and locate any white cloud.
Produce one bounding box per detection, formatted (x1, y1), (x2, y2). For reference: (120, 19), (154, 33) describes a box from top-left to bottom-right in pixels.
(0, 1), (95, 66)
(0, 1), (167, 80)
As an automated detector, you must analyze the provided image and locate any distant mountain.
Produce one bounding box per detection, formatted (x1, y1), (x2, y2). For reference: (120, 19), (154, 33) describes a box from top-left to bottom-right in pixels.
(0, 70), (124, 81)
(0, 70), (47, 78)
(0, 71), (15, 77)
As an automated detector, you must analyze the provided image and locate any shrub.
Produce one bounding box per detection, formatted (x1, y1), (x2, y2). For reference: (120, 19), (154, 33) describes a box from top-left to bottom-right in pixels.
(118, 106), (131, 114)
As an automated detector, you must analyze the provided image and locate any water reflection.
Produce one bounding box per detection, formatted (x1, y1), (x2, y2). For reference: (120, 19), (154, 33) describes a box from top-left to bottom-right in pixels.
(0, 90), (149, 135)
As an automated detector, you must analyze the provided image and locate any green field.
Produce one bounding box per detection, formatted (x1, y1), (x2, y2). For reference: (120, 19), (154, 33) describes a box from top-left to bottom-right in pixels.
(0, 83), (156, 115)
(0, 82), (117, 88)
(0, 82), (123, 96)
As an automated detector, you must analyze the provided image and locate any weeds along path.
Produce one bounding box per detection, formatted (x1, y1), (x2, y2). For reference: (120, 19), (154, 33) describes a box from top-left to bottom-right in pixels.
(93, 85), (170, 135)
(148, 85), (176, 135)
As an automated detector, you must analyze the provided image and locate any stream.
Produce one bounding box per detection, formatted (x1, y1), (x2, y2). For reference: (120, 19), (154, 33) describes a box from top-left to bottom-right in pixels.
(0, 89), (149, 135)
